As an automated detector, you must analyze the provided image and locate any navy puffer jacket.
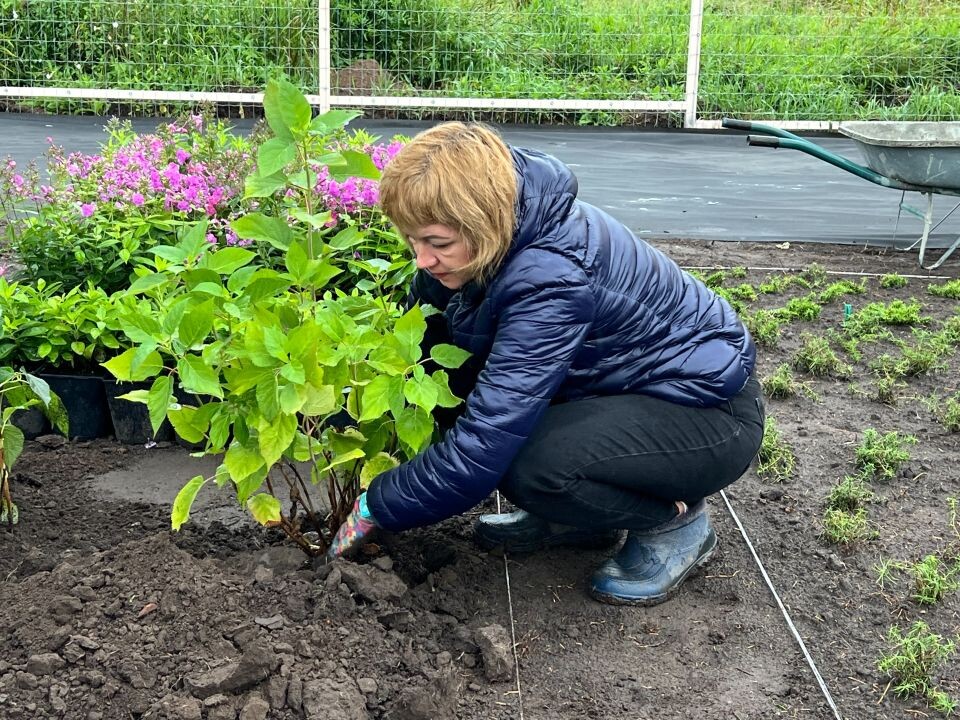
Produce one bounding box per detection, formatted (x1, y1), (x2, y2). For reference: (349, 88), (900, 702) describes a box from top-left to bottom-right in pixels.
(366, 147), (755, 531)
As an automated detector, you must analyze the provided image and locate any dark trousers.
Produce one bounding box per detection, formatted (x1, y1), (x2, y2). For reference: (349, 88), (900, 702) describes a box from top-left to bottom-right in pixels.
(499, 376), (765, 531)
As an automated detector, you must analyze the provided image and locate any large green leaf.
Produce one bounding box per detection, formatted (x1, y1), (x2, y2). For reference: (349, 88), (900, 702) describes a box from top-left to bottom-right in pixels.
(147, 375), (173, 435)
(360, 452), (399, 488)
(301, 384), (337, 416)
(231, 213), (292, 251)
(431, 370), (463, 409)
(394, 305), (426, 361)
(178, 355), (223, 398)
(201, 247), (257, 276)
(2, 425), (25, 468)
(360, 375), (404, 422)
(332, 150), (381, 181)
(225, 442), (266, 483)
(263, 78), (312, 139)
(309, 109), (361, 134)
(22, 373), (51, 406)
(177, 300), (215, 349)
(247, 493), (282, 526)
(127, 273), (170, 295)
(430, 343), (472, 369)
(328, 226), (363, 250)
(244, 171), (288, 199)
(256, 374), (280, 422)
(396, 406), (433, 453)
(171, 475), (207, 530)
(316, 448), (365, 475)
(167, 405), (207, 443)
(103, 348), (163, 382)
(257, 137), (297, 176)
(404, 375), (439, 413)
(258, 413), (297, 467)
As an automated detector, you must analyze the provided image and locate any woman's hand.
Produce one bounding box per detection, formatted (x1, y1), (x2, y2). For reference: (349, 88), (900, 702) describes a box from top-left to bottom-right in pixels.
(327, 494), (379, 559)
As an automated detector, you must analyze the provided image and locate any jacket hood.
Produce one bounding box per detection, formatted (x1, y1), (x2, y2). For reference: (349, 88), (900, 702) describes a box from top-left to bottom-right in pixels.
(511, 147), (579, 251)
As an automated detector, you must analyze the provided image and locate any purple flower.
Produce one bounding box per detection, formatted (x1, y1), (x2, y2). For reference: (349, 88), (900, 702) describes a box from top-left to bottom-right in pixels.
(131, 192), (145, 206)
(175, 148), (191, 165)
(80, 202), (97, 217)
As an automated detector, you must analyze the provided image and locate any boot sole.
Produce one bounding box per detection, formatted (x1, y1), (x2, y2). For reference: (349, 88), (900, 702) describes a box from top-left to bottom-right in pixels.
(474, 528), (621, 555)
(589, 535), (719, 607)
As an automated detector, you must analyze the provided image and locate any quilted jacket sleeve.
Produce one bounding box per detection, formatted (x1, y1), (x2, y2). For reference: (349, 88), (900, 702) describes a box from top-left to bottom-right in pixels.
(366, 255), (595, 532)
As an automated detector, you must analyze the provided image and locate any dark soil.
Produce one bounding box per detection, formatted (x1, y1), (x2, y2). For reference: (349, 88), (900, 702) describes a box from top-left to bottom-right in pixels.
(1, 240), (958, 720)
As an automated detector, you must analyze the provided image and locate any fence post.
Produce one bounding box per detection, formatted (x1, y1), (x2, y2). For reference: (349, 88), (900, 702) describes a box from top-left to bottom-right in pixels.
(684, 0), (704, 128)
(318, 0), (331, 112)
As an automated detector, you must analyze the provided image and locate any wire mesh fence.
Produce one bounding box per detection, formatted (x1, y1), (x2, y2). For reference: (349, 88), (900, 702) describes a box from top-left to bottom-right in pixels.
(2, 0), (959, 125)
(698, 0), (960, 124)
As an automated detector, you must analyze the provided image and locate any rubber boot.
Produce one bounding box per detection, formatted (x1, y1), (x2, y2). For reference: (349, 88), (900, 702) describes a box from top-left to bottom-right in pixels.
(474, 509), (621, 554)
(589, 500), (716, 606)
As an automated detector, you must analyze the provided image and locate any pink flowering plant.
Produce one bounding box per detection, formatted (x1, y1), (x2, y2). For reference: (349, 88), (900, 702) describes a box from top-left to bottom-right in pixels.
(0, 114), (256, 293)
(104, 80), (466, 556)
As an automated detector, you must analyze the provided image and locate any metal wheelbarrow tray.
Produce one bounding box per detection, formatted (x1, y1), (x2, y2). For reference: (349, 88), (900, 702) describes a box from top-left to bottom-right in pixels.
(723, 118), (960, 269)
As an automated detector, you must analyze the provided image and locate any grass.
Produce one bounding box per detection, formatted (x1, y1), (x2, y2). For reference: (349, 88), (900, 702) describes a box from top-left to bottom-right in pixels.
(876, 621), (957, 710)
(910, 555), (960, 605)
(822, 507), (873, 545)
(881, 274), (909, 289)
(793, 335), (852, 378)
(756, 416), (796, 483)
(5, 0), (960, 122)
(942, 394), (960, 432)
(826, 472), (874, 513)
(744, 309), (783, 348)
(855, 428), (916, 480)
(928, 280), (960, 300)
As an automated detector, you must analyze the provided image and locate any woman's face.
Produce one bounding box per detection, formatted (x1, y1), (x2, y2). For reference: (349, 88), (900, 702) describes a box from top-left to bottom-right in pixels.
(408, 224), (473, 289)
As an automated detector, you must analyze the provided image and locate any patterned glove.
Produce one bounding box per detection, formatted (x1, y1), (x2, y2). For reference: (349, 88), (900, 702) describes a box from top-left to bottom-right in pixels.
(327, 494), (378, 559)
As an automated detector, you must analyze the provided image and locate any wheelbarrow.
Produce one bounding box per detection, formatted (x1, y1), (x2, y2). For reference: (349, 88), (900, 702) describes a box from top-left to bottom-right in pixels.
(722, 118), (960, 270)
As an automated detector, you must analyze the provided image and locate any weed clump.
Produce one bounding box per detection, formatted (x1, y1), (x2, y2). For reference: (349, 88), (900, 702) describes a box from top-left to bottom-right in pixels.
(822, 507), (873, 544)
(793, 335), (852, 378)
(855, 429), (916, 480)
(942, 394), (960, 432)
(928, 279), (960, 299)
(880, 273), (908, 289)
(826, 472), (874, 513)
(778, 295), (822, 322)
(756, 416), (796, 483)
(909, 555), (960, 605)
(876, 621), (957, 710)
(819, 278), (867, 303)
(744, 309), (782, 348)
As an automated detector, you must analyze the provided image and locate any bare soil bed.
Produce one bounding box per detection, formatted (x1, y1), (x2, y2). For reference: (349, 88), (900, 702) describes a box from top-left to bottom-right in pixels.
(1, 240), (958, 720)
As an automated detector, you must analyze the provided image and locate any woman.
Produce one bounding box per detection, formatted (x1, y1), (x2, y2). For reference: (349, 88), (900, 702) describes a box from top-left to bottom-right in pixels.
(329, 122), (764, 606)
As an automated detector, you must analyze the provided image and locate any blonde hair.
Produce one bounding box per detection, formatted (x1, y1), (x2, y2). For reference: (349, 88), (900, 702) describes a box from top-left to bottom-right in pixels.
(378, 122), (518, 284)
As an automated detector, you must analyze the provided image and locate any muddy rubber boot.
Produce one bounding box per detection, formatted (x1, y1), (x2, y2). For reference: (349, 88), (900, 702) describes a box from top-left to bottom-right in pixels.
(474, 509), (621, 554)
(589, 500), (717, 606)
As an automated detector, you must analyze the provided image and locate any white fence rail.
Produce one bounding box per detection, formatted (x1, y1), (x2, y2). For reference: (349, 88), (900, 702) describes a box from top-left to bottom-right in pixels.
(2, 0), (957, 128)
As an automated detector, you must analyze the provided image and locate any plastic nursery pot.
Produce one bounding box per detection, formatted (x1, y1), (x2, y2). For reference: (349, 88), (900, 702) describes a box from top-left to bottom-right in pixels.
(10, 407), (51, 440)
(38, 373), (113, 441)
(104, 379), (173, 445)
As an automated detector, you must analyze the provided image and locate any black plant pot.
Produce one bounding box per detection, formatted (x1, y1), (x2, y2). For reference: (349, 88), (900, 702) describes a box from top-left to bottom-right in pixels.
(39, 373), (113, 440)
(104, 379), (173, 445)
(10, 407), (50, 440)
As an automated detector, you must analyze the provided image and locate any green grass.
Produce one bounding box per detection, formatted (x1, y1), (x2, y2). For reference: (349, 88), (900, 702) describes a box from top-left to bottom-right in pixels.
(757, 416), (797, 482)
(4, 0), (960, 122)
(877, 621), (957, 710)
(855, 428), (916, 480)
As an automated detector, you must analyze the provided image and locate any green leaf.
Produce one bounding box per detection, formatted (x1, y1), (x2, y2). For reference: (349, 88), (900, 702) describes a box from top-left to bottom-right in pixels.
(257, 137), (297, 176)
(235, 470), (266, 506)
(327, 428), (367, 455)
(127, 273), (171, 295)
(431, 370), (462, 408)
(103, 348), (163, 382)
(309, 109), (361, 134)
(360, 452), (399, 488)
(279, 383), (305, 414)
(328, 226), (364, 250)
(256, 374), (280, 422)
(285, 240), (310, 283)
(2, 424), (25, 468)
(22, 373), (51, 406)
(244, 171), (288, 199)
(394, 305), (426, 361)
(309, 262), (342, 288)
(332, 150), (382, 181)
(122, 313), (164, 343)
(209, 407), (232, 450)
(225, 442), (266, 483)
(301, 384), (337, 415)
(396, 406), (433, 453)
(168, 405), (207, 443)
(360, 375), (404, 422)
(171, 475), (207, 531)
(430, 343), (471, 369)
(147, 375), (173, 435)
(201, 247), (256, 275)
(289, 208), (333, 230)
(178, 355), (223, 398)
(317, 448), (365, 475)
(162, 298), (189, 336)
(177, 300), (215, 348)
(231, 213), (292, 251)
(404, 375), (439, 413)
(264, 78), (312, 140)
(258, 413), (297, 467)
(247, 493), (282, 526)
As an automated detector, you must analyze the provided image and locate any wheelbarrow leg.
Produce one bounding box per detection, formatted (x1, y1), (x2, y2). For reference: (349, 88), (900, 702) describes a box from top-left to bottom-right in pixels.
(916, 194), (960, 270)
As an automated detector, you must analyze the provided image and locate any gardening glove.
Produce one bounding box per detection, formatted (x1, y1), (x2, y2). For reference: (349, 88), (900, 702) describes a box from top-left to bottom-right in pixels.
(327, 493), (379, 560)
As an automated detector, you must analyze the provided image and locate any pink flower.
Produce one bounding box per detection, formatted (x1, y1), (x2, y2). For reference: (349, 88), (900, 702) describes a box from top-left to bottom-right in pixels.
(80, 202), (97, 217)
(175, 148), (191, 165)
(131, 192), (145, 206)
